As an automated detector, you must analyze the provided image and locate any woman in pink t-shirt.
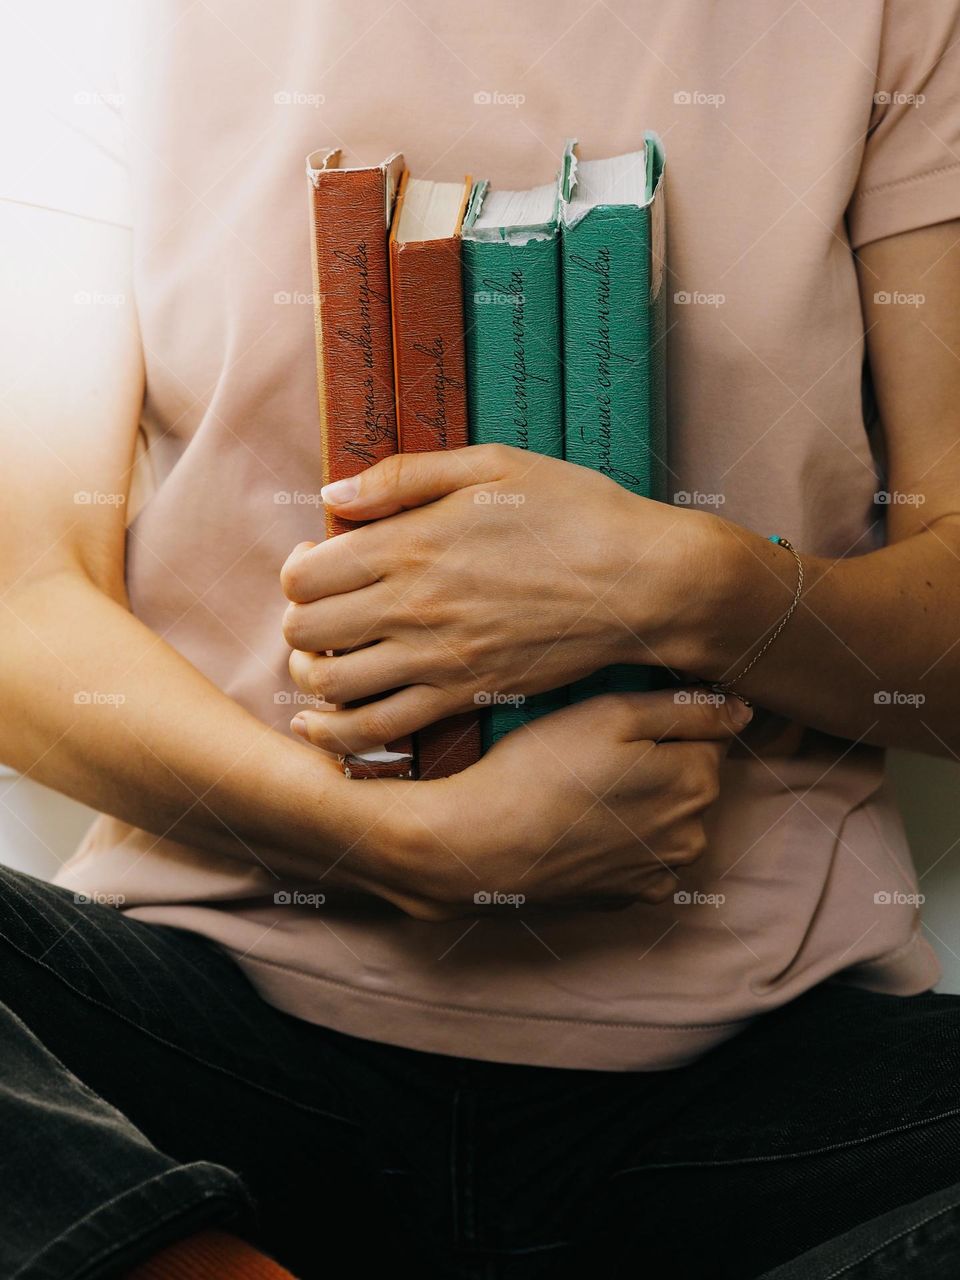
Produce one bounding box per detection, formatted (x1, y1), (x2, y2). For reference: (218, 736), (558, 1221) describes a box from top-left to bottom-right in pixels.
(3, 0), (960, 1276)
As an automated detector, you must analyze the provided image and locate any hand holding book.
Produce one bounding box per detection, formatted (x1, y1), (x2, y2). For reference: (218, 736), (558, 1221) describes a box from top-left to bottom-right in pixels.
(300, 134), (670, 775)
(281, 443), (720, 760)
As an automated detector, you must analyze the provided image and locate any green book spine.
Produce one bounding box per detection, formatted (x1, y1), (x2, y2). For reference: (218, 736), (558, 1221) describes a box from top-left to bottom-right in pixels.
(462, 222), (566, 744)
(561, 135), (667, 700)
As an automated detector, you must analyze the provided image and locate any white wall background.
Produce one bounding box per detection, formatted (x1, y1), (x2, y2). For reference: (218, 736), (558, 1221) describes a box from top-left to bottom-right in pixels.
(3, 753), (959, 990)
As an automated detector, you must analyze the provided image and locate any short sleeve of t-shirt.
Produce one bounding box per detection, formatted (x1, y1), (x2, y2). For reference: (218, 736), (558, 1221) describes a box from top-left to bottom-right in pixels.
(0, 0), (132, 228)
(848, 0), (960, 248)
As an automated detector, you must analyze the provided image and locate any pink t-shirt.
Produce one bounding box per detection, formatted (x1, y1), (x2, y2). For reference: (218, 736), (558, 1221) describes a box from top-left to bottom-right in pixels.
(16, 0), (960, 1068)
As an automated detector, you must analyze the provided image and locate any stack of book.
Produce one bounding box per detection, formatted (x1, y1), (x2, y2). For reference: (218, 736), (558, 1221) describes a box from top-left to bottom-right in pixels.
(306, 135), (666, 780)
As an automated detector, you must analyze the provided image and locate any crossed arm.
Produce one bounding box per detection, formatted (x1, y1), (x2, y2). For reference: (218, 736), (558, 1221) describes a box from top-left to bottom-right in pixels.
(282, 220), (960, 761)
(1, 203), (957, 925)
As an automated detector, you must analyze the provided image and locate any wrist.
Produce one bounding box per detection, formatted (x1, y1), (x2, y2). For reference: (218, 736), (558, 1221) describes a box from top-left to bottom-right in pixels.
(303, 762), (468, 913)
(611, 500), (742, 673)
(678, 519), (800, 685)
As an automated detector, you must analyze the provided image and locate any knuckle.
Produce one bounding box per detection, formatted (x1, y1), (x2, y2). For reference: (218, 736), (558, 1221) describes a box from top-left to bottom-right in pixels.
(282, 603), (306, 649)
(396, 528), (434, 573)
(288, 648), (312, 692)
(379, 452), (406, 489)
(280, 553), (308, 603)
(639, 873), (676, 905)
(405, 579), (447, 625)
(356, 704), (398, 746)
(315, 660), (337, 702)
(592, 692), (638, 736)
(476, 442), (512, 472)
(685, 749), (720, 803)
(672, 825), (708, 867)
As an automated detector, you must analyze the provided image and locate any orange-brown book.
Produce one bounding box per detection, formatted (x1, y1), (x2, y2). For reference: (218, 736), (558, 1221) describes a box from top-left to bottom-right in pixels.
(389, 171), (482, 779)
(306, 147), (413, 779)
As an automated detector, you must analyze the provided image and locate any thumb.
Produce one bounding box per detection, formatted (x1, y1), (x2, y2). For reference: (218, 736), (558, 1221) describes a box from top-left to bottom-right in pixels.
(607, 685), (754, 743)
(320, 445), (512, 519)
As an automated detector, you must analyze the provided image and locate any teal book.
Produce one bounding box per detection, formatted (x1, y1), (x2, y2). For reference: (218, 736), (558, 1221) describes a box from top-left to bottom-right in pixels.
(560, 133), (668, 700)
(461, 179), (566, 744)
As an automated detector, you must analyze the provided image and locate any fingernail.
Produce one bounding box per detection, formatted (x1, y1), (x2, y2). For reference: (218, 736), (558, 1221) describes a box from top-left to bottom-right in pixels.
(291, 715), (308, 738)
(728, 698), (753, 728)
(321, 477), (360, 504)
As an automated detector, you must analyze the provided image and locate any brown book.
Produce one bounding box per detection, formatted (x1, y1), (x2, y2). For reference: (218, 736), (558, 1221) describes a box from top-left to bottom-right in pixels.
(389, 171), (482, 779)
(306, 147), (413, 779)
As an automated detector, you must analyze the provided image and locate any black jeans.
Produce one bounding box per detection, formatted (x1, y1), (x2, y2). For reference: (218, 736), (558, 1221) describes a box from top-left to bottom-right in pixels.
(3, 863), (960, 1280)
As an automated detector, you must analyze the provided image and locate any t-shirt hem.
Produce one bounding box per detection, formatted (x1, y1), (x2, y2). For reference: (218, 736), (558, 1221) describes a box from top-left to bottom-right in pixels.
(219, 923), (942, 1072)
(848, 159), (960, 248)
(227, 948), (752, 1072)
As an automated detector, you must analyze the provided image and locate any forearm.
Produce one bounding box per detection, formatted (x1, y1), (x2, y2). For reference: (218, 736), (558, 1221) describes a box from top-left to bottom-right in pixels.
(645, 510), (960, 756)
(0, 567), (402, 893)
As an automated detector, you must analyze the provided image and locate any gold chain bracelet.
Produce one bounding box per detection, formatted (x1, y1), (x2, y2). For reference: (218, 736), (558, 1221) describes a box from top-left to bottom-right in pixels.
(710, 535), (803, 708)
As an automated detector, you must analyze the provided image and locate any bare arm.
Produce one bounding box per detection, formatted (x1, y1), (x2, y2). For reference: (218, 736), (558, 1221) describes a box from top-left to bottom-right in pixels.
(686, 219), (960, 756)
(2, 203), (737, 916)
(0, 203), (409, 897)
(284, 220), (960, 760)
